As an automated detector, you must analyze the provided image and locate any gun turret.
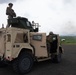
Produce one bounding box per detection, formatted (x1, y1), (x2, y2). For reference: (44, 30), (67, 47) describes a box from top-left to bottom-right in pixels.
(8, 17), (39, 32)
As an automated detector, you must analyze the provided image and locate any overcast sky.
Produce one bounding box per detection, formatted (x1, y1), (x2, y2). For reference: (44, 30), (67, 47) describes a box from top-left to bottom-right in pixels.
(0, 0), (76, 35)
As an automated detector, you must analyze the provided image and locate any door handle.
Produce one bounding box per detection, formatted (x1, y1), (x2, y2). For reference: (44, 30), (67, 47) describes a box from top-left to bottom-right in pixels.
(40, 46), (46, 48)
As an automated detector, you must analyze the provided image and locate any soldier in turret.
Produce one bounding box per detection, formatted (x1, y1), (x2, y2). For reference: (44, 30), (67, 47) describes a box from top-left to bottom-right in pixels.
(6, 3), (16, 19)
(6, 3), (16, 27)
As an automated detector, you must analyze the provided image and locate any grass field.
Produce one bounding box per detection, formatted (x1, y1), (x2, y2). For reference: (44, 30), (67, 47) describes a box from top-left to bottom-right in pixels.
(60, 36), (76, 45)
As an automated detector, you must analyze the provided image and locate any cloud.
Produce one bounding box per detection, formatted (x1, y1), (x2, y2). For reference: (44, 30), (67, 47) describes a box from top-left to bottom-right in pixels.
(0, 0), (76, 35)
(59, 21), (76, 35)
(64, 0), (72, 4)
(0, 0), (16, 4)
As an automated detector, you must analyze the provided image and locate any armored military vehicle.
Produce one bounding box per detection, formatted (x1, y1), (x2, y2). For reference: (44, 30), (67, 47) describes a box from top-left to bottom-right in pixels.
(0, 17), (63, 74)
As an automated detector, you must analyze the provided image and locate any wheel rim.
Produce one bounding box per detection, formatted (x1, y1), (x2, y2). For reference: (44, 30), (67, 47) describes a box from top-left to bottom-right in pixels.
(20, 57), (31, 71)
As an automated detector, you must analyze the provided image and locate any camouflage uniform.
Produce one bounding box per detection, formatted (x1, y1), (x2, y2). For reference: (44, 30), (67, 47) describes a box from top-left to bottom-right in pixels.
(47, 32), (53, 42)
(47, 32), (53, 53)
(6, 3), (16, 27)
(6, 7), (16, 19)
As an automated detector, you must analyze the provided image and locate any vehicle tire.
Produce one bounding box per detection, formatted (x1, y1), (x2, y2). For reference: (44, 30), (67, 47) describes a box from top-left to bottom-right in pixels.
(0, 60), (7, 67)
(13, 52), (34, 74)
(12, 58), (19, 73)
(52, 53), (62, 63)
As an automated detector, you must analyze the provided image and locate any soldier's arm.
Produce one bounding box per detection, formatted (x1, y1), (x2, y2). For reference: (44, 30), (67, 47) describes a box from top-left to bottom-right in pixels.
(6, 7), (11, 15)
(12, 9), (16, 17)
(6, 7), (13, 16)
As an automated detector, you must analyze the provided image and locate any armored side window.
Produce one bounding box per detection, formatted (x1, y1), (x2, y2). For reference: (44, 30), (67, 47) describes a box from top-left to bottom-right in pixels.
(15, 33), (24, 43)
(7, 34), (11, 42)
(53, 37), (56, 41)
(4, 35), (6, 41)
(32, 35), (42, 41)
(53, 35), (57, 41)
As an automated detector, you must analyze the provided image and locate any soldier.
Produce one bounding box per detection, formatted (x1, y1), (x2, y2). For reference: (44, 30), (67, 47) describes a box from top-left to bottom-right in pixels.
(6, 3), (16, 27)
(6, 3), (16, 19)
(47, 31), (54, 53)
(47, 32), (53, 42)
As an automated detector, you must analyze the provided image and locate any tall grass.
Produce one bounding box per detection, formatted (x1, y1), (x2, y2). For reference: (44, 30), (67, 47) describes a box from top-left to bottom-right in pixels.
(60, 36), (76, 45)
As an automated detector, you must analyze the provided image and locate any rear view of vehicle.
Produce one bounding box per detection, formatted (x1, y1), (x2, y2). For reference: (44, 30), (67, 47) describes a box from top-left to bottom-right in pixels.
(0, 17), (64, 74)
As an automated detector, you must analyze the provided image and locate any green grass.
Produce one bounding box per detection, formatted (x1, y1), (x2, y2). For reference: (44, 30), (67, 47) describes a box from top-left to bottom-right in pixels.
(60, 36), (76, 45)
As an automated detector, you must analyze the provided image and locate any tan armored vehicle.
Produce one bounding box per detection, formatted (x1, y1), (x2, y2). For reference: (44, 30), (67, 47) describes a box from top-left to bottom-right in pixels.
(0, 17), (63, 74)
